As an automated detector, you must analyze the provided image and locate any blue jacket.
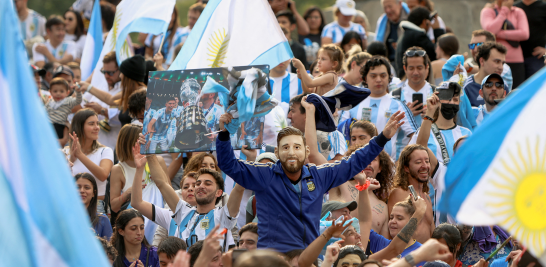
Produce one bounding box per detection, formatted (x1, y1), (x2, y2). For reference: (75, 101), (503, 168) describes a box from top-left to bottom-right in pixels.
(216, 130), (388, 252)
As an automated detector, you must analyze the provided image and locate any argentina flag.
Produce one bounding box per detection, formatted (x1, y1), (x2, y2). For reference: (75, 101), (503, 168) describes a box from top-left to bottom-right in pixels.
(440, 68), (546, 265)
(0, 1), (109, 266)
(80, 0), (102, 81)
(169, 0), (293, 71)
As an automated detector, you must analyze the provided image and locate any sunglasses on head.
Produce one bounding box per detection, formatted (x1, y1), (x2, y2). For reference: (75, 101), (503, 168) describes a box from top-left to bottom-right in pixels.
(484, 82), (504, 88)
(405, 50), (426, 57)
(468, 42), (484, 50)
(100, 69), (118, 76)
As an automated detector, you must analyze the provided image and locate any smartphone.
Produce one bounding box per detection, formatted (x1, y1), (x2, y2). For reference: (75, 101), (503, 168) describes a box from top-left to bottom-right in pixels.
(408, 185), (418, 201)
(438, 88), (454, 101)
(232, 249), (248, 264)
(412, 93), (424, 111)
(429, 11), (438, 20)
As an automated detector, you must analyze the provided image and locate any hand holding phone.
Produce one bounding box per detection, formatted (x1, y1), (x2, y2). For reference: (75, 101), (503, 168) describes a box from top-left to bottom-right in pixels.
(409, 185), (419, 201)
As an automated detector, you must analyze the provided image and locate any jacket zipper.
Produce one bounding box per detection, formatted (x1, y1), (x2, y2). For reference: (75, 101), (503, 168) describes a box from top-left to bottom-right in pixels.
(299, 190), (306, 246)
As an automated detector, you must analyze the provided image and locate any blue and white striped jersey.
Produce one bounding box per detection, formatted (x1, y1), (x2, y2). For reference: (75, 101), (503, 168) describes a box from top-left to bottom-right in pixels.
(391, 80), (435, 127)
(321, 21), (366, 44)
(409, 125), (472, 164)
(341, 94), (417, 160)
(472, 104), (490, 126)
(269, 72), (302, 115)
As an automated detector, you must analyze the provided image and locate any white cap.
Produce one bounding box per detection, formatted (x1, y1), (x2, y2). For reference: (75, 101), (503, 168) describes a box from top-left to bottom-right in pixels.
(335, 0), (357, 16)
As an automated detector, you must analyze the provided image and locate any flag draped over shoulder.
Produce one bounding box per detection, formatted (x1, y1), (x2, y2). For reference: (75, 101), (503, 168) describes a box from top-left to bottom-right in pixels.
(440, 68), (546, 265)
(169, 0), (293, 71)
(0, 1), (109, 266)
(90, 0), (175, 92)
(80, 0), (102, 81)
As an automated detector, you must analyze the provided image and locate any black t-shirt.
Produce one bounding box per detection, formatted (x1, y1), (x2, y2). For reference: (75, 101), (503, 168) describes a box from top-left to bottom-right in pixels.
(298, 33), (321, 46)
(386, 21), (400, 61)
(514, 0), (546, 58)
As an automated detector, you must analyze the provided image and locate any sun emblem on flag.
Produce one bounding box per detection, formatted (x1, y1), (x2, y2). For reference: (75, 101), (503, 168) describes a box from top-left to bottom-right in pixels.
(111, 8), (130, 57)
(206, 28), (229, 68)
(485, 136), (546, 256)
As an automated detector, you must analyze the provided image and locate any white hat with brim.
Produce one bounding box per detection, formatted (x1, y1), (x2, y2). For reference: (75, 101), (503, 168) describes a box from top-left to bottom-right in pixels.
(336, 0), (357, 16)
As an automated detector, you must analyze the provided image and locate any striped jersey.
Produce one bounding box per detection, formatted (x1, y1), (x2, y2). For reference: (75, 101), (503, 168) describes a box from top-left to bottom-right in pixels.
(409, 125), (472, 164)
(269, 72), (302, 115)
(317, 130), (348, 161)
(321, 21), (366, 44)
(341, 94), (417, 160)
(152, 200), (236, 251)
(19, 9), (46, 41)
(391, 80), (435, 127)
(32, 39), (77, 63)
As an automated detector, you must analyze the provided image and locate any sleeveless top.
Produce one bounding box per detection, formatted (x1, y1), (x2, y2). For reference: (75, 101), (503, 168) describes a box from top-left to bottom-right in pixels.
(315, 71), (339, 96)
(118, 109), (132, 127)
(119, 161), (146, 193)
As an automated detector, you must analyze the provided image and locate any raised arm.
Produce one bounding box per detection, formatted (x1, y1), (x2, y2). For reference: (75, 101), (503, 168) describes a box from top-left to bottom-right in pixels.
(369, 196), (427, 261)
(68, 132), (113, 182)
(293, 58), (334, 88)
(147, 153), (180, 212)
(226, 184), (245, 218)
(130, 142), (154, 219)
(301, 96), (328, 165)
(288, 0), (310, 36)
(215, 113), (271, 191)
(417, 94), (439, 175)
(109, 165), (129, 213)
(356, 177), (377, 252)
(77, 81), (121, 106)
(298, 216), (351, 267)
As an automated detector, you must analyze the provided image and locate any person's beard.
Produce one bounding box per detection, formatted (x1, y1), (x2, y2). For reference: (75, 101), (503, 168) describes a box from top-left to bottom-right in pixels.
(195, 188), (216, 206)
(281, 156), (305, 174)
(484, 92), (498, 106)
(409, 167), (428, 183)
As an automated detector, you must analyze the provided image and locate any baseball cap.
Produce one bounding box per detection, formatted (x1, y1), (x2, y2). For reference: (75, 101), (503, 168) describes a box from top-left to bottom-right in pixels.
(335, 0), (357, 16)
(255, 152), (278, 163)
(437, 81), (462, 101)
(321, 201), (358, 218)
(31, 65), (46, 76)
(53, 65), (74, 79)
(480, 73), (504, 88)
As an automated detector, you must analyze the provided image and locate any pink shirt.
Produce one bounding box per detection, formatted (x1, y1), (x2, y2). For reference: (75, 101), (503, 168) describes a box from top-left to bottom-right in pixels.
(480, 5), (529, 63)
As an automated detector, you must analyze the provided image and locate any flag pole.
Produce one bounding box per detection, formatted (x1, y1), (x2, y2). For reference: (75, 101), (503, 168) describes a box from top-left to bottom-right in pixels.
(154, 34), (166, 67)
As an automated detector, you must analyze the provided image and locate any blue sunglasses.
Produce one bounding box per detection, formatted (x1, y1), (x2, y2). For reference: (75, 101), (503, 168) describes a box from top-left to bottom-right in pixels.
(468, 42), (484, 50)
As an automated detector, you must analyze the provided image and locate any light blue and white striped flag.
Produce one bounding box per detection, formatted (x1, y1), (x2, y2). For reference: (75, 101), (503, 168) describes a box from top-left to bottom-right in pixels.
(80, 0), (102, 81)
(169, 0), (293, 71)
(440, 68), (546, 264)
(0, 1), (110, 266)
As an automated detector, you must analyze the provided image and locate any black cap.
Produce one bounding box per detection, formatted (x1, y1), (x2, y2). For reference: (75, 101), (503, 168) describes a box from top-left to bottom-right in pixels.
(120, 55), (146, 82)
(437, 81), (462, 101)
(31, 65), (46, 76)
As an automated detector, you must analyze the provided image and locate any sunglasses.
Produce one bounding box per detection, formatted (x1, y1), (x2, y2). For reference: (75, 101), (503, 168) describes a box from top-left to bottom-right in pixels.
(468, 42), (484, 50)
(405, 50), (426, 57)
(100, 69), (118, 76)
(483, 82), (504, 88)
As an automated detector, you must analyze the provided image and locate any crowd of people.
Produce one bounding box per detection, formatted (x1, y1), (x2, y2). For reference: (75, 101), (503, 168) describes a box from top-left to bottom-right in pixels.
(18, 0), (546, 266)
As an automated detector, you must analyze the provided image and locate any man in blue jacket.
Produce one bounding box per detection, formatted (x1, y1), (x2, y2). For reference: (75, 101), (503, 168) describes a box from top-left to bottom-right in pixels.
(216, 107), (406, 253)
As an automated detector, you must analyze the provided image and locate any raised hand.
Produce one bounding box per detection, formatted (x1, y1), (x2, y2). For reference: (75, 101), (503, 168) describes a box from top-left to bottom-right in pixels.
(69, 132), (83, 159)
(325, 215), (351, 239)
(219, 113), (234, 132)
(412, 239), (453, 264)
(133, 142), (147, 169)
(367, 177), (381, 191)
(241, 145), (258, 161)
(382, 111), (405, 139)
(324, 240), (342, 263)
(291, 58), (304, 70)
(301, 96), (315, 113)
(425, 92), (440, 118)
(407, 100), (423, 116)
(413, 195), (427, 219)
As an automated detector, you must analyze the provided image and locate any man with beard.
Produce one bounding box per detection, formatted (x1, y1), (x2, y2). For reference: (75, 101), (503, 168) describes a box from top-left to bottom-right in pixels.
(130, 149), (245, 252)
(391, 46), (435, 127)
(146, 97), (177, 153)
(216, 108), (406, 252)
(473, 74), (506, 125)
(202, 92), (224, 147)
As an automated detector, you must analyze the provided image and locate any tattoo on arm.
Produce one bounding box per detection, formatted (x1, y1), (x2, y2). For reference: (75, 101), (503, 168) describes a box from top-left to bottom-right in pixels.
(349, 184), (358, 201)
(396, 218), (418, 244)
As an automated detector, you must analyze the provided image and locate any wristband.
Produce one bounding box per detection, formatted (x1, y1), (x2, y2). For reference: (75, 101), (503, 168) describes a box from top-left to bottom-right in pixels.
(423, 115), (434, 122)
(86, 84), (93, 93)
(355, 180), (371, 191)
(404, 254), (416, 267)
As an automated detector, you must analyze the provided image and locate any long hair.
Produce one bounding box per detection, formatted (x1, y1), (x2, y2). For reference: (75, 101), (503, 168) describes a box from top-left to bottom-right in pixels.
(394, 144), (429, 193)
(117, 75), (145, 111)
(340, 31), (363, 53)
(183, 153), (221, 174)
(115, 124), (143, 162)
(111, 209), (150, 267)
(69, 109), (103, 153)
(303, 6), (325, 33)
(64, 10), (85, 41)
(344, 146), (393, 202)
(75, 173), (99, 226)
(318, 44), (345, 73)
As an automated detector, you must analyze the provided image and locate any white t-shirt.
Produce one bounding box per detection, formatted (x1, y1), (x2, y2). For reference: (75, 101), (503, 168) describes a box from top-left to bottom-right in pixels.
(316, 130), (348, 161)
(65, 146), (114, 196)
(64, 33), (87, 60)
(261, 105), (288, 147)
(152, 200), (237, 251)
(430, 162), (456, 226)
(321, 21), (367, 44)
(32, 39), (77, 64)
(19, 9), (46, 41)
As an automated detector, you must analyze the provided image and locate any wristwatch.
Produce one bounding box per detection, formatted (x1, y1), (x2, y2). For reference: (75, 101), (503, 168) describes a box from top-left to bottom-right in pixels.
(404, 254), (416, 267)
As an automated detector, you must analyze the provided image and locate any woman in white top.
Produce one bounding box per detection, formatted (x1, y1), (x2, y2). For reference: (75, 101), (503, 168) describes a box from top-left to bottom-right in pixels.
(66, 109), (114, 213)
(109, 124), (167, 214)
(63, 10), (86, 62)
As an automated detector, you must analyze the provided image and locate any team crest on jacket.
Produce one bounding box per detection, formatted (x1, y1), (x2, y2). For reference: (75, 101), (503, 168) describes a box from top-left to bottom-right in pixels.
(307, 181), (316, 192)
(200, 219), (210, 230)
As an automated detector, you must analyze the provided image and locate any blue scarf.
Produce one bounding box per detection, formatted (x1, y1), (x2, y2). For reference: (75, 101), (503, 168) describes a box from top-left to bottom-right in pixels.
(375, 2), (410, 43)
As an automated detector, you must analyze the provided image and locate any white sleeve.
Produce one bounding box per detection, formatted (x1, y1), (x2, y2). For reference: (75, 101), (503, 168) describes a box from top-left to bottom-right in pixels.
(100, 147), (114, 163)
(152, 205), (174, 230)
(172, 199), (195, 225)
(38, 16), (47, 38)
(66, 41), (78, 59)
(217, 205), (238, 231)
(431, 162), (447, 190)
(321, 25), (333, 39)
(397, 102), (417, 136)
(32, 43), (45, 63)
